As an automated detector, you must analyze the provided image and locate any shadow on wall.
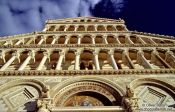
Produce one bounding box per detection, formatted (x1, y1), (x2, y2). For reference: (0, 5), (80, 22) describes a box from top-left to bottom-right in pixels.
(23, 100), (37, 112)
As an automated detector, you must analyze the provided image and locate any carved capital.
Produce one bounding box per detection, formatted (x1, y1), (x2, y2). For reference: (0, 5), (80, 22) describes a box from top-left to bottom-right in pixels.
(37, 98), (51, 112)
(108, 50), (114, 55)
(122, 97), (139, 112)
(75, 51), (81, 56)
(12, 51), (20, 57)
(28, 50), (35, 58)
(59, 51), (65, 56)
(43, 51), (50, 57)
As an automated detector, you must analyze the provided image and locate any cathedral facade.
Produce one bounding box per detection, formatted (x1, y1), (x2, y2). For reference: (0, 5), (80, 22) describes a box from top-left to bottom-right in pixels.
(0, 17), (175, 112)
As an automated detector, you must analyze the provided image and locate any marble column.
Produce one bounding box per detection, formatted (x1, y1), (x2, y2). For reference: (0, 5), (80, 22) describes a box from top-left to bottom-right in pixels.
(92, 36), (95, 44)
(94, 25), (97, 31)
(126, 35), (134, 44)
(75, 26), (78, 31)
(15, 40), (21, 45)
(26, 37), (35, 45)
(165, 51), (175, 68)
(115, 35), (121, 44)
(51, 36), (58, 44)
(75, 51), (81, 70)
(149, 38), (157, 45)
(37, 51), (49, 70)
(109, 51), (118, 70)
(166, 51), (175, 60)
(93, 50), (100, 70)
(153, 51), (172, 68)
(0, 52), (19, 71)
(18, 51), (35, 71)
(138, 37), (146, 44)
(38, 36), (45, 45)
(104, 36), (108, 44)
(64, 26), (68, 31)
(137, 51), (152, 69)
(64, 36), (69, 44)
(4, 40), (12, 45)
(123, 51), (135, 69)
(0, 51), (5, 63)
(77, 36), (81, 44)
(55, 51), (65, 70)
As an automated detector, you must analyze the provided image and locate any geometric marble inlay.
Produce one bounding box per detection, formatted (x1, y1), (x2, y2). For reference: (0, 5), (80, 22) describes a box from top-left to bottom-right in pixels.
(2, 88), (34, 111)
(141, 87), (166, 105)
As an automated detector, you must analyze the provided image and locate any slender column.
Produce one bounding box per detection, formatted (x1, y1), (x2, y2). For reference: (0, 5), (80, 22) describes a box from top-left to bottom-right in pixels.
(18, 51), (35, 71)
(4, 40), (12, 45)
(166, 51), (175, 60)
(149, 38), (157, 45)
(64, 36), (69, 44)
(38, 36), (45, 45)
(153, 51), (172, 68)
(92, 36), (95, 44)
(84, 25), (88, 31)
(123, 51), (135, 69)
(115, 35), (121, 44)
(138, 37), (146, 44)
(42, 27), (47, 31)
(94, 25), (97, 31)
(126, 35), (134, 44)
(104, 25), (107, 31)
(137, 51), (152, 69)
(75, 26), (78, 31)
(93, 50), (100, 70)
(64, 26), (68, 31)
(75, 51), (81, 70)
(0, 52), (19, 71)
(37, 51), (49, 70)
(55, 51), (65, 70)
(0, 50), (5, 63)
(77, 36), (81, 44)
(104, 36), (108, 44)
(15, 39), (23, 45)
(165, 51), (175, 68)
(26, 37), (34, 45)
(51, 36), (57, 44)
(109, 50), (118, 70)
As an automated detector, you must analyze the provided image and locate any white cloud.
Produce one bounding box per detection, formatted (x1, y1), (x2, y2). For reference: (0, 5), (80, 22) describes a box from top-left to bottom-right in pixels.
(0, 0), (125, 37)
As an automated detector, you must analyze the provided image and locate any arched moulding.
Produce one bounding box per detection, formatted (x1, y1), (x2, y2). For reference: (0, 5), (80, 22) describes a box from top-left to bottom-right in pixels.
(129, 78), (175, 108)
(51, 76), (125, 107)
(0, 79), (47, 112)
(130, 78), (175, 94)
(0, 79), (47, 95)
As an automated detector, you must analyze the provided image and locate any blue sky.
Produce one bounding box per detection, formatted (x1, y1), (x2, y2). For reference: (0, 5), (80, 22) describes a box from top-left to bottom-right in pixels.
(0, 0), (175, 37)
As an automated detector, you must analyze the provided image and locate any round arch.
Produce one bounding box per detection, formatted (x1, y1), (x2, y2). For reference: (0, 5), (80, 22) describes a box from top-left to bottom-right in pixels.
(52, 76), (125, 107)
(130, 78), (175, 99)
(0, 79), (47, 97)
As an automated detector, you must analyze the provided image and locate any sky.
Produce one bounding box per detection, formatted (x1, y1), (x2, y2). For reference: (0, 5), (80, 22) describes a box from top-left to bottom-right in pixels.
(0, 0), (175, 37)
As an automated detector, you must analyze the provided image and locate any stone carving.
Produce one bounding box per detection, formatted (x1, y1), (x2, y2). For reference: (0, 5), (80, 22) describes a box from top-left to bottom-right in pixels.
(122, 85), (139, 112)
(37, 99), (51, 112)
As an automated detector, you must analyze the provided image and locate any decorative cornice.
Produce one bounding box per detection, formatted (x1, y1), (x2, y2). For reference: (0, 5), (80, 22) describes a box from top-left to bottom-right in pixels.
(0, 32), (35, 40)
(132, 31), (175, 40)
(0, 43), (174, 49)
(46, 17), (125, 24)
(0, 69), (174, 76)
(46, 22), (125, 25)
(38, 31), (132, 34)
